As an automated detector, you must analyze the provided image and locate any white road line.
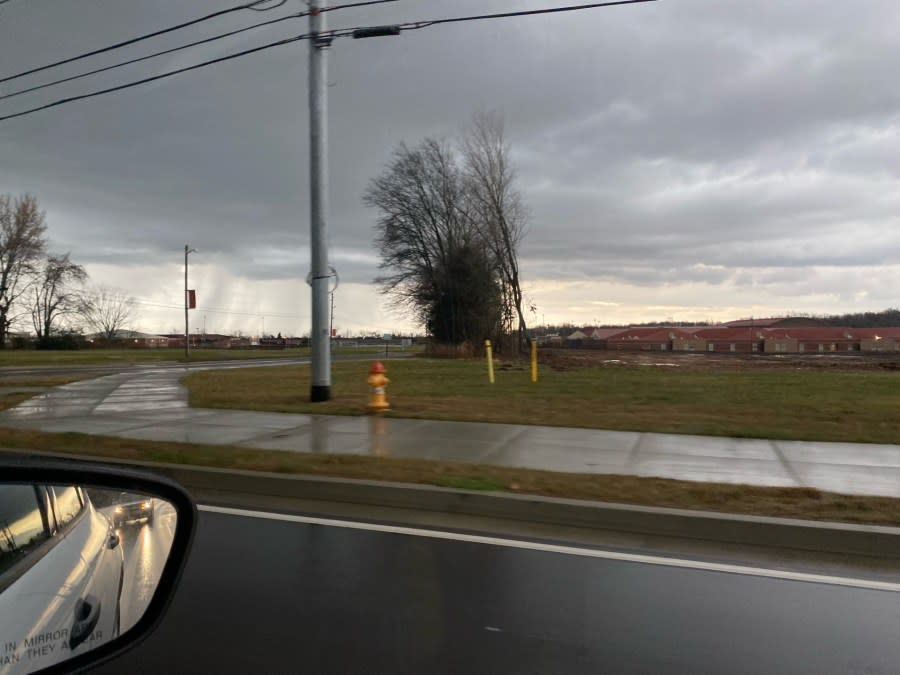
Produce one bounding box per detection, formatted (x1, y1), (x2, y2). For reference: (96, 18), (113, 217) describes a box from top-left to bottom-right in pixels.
(198, 504), (900, 593)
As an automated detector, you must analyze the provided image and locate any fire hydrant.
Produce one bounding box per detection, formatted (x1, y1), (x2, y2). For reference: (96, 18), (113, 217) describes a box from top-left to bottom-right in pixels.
(367, 361), (390, 412)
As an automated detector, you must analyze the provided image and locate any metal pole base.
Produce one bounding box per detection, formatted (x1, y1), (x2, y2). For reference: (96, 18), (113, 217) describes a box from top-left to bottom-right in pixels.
(310, 385), (331, 402)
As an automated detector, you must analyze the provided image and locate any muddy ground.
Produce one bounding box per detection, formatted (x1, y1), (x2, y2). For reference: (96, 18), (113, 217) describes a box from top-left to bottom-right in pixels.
(539, 348), (900, 372)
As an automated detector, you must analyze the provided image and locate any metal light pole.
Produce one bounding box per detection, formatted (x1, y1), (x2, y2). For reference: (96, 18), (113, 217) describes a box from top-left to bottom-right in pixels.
(302, 13), (397, 400)
(309, 1), (331, 401)
(184, 245), (196, 359)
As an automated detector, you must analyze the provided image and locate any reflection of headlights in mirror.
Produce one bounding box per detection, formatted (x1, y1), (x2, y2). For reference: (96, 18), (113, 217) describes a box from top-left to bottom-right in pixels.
(0, 473), (189, 675)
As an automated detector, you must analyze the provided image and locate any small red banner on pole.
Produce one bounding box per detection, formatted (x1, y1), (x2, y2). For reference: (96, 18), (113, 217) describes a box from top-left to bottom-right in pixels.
(187, 289), (196, 309)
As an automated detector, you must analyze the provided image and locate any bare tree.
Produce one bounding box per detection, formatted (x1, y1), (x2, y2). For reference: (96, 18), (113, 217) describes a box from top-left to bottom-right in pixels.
(365, 116), (530, 348)
(80, 286), (135, 340)
(462, 111), (529, 351)
(0, 194), (47, 347)
(365, 138), (494, 341)
(31, 253), (88, 340)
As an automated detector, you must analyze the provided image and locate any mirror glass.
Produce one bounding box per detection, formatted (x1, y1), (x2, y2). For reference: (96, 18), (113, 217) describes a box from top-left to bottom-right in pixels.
(0, 484), (177, 674)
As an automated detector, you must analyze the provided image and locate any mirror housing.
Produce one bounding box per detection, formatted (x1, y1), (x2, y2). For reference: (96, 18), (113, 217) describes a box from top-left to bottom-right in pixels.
(0, 454), (196, 674)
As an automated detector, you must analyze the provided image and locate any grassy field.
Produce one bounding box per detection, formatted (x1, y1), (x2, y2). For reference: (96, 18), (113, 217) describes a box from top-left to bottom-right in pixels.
(0, 345), (414, 367)
(0, 392), (36, 411)
(0, 426), (896, 525)
(2, 359), (899, 524)
(0, 375), (88, 387)
(184, 357), (900, 444)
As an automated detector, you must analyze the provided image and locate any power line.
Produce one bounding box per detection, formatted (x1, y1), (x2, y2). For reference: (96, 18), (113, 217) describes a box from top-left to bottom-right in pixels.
(0, 1), (405, 102)
(0, 11), (307, 102)
(0, 0), (287, 86)
(0, 0), (399, 86)
(0, 34), (310, 122)
(393, 0), (657, 32)
(0, 1), (655, 123)
(248, 0), (289, 10)
(327, 0), (401, 10)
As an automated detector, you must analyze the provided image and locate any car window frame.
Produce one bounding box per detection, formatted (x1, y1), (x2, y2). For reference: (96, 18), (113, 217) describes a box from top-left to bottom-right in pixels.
(0, 485), (63, 594)
(47, 484), (88, 534)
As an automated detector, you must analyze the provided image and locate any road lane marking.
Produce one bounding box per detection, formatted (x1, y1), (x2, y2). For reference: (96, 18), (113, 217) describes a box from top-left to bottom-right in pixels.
(198, 504), (900, 592)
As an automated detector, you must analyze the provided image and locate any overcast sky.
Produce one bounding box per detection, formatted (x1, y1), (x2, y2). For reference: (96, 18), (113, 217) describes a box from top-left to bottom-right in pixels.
(2, 0), (899, 336)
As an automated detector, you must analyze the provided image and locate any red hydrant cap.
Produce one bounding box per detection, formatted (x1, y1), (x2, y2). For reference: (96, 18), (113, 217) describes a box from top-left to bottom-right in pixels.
(369, 361), (386, 374)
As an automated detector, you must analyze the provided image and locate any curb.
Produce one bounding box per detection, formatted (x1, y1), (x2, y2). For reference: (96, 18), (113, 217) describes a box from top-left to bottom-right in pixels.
(5, 448), (900, 559)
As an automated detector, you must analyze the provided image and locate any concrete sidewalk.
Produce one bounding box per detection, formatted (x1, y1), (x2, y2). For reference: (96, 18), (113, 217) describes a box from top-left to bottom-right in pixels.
(2, 365), (899, 498)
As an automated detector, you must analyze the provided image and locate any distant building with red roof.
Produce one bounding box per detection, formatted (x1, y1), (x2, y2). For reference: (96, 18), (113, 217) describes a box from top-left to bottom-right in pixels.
(562, 317), (900, 353)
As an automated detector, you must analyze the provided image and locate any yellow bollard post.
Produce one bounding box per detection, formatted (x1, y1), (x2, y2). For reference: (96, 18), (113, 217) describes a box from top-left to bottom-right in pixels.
(366, 361), (390, 412)
(531, 339), (538, 383)
(485, 339), (495, 384)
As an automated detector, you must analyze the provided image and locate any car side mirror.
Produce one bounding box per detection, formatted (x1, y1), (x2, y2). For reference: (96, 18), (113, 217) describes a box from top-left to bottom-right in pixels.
(0, 455), (195, 674)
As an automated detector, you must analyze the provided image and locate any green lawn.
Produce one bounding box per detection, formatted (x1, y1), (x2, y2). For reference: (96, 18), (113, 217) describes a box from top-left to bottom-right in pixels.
(184, 358), (900, 444)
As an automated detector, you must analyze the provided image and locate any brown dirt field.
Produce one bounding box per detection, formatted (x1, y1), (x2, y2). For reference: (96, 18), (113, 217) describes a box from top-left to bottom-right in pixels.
(539, 348), (900, 373)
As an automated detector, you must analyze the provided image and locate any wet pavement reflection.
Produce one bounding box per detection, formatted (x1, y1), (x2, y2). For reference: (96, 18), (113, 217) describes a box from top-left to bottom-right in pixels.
(100, 500), (177, 633)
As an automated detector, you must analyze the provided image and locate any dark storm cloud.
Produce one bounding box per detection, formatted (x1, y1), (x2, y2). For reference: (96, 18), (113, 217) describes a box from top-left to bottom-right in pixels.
(2, 0), (900, 295)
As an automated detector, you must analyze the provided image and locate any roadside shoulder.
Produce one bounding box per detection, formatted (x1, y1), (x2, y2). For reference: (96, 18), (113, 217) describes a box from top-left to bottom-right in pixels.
(5, 447), (899, 566)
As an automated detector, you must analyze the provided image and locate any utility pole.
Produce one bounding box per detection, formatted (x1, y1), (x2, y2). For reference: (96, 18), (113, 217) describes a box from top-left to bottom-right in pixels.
(309, 0), (331, 401)
(184, 245), (196, 359)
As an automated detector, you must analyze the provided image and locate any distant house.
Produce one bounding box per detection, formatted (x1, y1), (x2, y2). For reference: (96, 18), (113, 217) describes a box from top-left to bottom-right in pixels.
(860, 331), (900, 352)
(552, 318), (900, 354)
(607, 328), (695, 352)
(564, 327), (627, 349)
(87, 330), (169, 348)
(688, 327), (766, 353)
(763, 327), (863, 353)
(584, 328), (627, 349)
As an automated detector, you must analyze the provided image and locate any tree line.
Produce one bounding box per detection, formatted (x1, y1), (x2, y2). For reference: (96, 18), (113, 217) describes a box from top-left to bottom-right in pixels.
(365, 111), (529, 352)
(0, 194), (135, 348)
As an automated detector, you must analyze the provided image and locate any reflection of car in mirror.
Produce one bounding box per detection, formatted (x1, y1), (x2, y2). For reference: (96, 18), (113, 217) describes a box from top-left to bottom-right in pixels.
(112, 492), (154, 528)
(0, 484), (124, 674)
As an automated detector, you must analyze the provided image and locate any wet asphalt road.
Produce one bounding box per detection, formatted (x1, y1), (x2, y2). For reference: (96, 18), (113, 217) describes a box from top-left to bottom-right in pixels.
(90, 508), (900, 675)
(115, 501), (177, 634)
(0, 353), (409, 381)
(99, 500), (177, 633)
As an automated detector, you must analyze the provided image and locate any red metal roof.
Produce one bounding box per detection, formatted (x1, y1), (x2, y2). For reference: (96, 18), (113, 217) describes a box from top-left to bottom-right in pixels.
(572, 322), (900, 344)
(850, 327), (900, 340)
(587, 327), (628, 339)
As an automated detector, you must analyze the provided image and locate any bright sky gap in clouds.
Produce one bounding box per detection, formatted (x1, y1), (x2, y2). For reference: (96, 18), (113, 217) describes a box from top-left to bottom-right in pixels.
(2, 0), (899, 336)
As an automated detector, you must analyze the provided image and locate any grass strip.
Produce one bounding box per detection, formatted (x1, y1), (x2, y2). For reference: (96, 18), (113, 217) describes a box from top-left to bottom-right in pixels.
(0, 346), (421, 367)
(0, 425), (897, 526)
(0, 393), (38, 410)
(0, 376), (90, 388)
(184, 358), (900, 444)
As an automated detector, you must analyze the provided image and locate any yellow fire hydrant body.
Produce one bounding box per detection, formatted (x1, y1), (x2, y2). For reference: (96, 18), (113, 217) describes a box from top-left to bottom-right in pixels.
(367, 361), (390, 412)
